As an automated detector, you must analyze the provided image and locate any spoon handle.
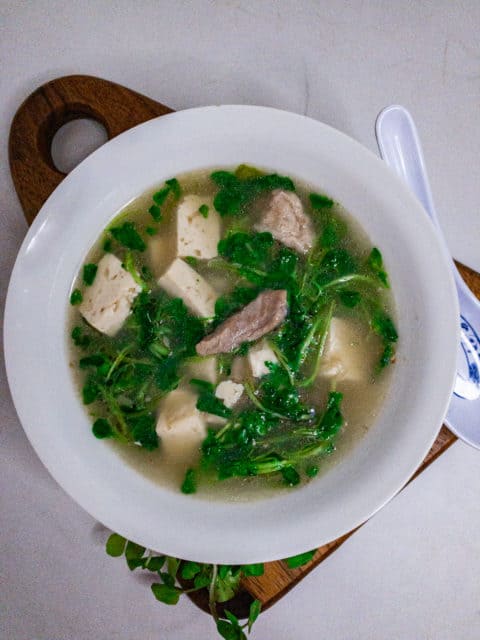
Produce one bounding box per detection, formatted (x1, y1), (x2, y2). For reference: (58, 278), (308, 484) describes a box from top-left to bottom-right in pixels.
(375, 105), (480, 404)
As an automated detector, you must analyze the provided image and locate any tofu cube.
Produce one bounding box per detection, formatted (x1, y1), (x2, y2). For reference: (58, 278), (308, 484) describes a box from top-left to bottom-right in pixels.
(176, 195), (221, 259)
(319, 317), (367, 383)
(186, 356), (217, 384)
(156, 389), (206, 460)
(248, 340), (278, 378)
(79, 253), (140, 337)
(215, 380), (244, 408)
(157, 258), (217, 317)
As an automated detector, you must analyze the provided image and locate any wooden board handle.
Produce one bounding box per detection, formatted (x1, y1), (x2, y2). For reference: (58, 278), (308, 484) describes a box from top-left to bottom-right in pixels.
(9, 74), (172, 225)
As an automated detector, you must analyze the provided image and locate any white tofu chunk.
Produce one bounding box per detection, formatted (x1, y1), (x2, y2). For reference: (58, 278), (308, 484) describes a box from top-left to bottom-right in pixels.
(79, 254), (140, 337)
(156, 389), (206, 461)
(248, 340), (278, 378)
(157, 258), (217, 317)
(186, 356), (217, 384)
(215, 380), (244, 408)
(319, 317), (367, 383)
(176, 195), (221, 259)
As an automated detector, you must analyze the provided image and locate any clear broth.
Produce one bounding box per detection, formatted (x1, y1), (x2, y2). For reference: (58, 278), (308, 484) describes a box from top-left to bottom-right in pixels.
(69, 167), (394, 501)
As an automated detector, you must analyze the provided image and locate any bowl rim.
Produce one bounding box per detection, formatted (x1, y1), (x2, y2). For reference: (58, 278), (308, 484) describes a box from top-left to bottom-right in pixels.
(4, 104), (459, 563)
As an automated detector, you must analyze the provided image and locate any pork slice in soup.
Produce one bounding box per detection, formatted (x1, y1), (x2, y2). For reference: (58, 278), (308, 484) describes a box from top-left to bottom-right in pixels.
(69, 166), (397, 498)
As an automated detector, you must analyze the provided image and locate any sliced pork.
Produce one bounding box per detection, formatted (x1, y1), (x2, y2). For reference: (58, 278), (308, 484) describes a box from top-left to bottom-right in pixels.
(196, 289), (288, 355)
(254, 189), (315, 254)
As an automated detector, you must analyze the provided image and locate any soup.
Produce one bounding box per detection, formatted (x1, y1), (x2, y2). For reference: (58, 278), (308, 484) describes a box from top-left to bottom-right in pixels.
(68, 165), (397, 497)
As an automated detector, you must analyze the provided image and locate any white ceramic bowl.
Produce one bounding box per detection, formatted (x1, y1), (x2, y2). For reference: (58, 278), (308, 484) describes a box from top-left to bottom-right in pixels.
(4, 106), (458, 564)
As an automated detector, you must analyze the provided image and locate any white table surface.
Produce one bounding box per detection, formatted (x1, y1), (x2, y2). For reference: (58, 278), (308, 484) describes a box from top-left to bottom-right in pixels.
(1, 2), (479, 638)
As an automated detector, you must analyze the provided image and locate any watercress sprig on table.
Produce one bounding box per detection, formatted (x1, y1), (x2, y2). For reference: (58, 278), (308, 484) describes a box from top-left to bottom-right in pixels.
(105, 532), (317, 639)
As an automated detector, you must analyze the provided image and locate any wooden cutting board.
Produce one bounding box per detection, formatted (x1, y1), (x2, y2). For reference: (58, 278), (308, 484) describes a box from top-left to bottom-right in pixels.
(9, 74), (480, 618)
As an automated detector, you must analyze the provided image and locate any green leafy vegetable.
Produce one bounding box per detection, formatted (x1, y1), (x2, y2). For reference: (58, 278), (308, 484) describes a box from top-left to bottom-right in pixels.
(248, 600), (262, 632)
(151, 583), (182, 605)
(165, 178), (181, 199)
(211, 169), (295, 217)
(82, 377), (99, 404)
(189, 378), (215, 393)
(71, 326), (90, 348)
(92, 418), (113, 439)
(181, 561), (202, 580)
(105, 533), (126, 557)
(122, 251), (148, 290)
(367, 247), (389, 287)
(145, 226), (157, 236)
(371, 310), (398, 343)
(199, 204), (209, 218)
(214, 566), (242, 603)
(130, 414), (158, 450)
(109, 221), (146, 251)
(234, 164), (264, 180)
(241, 564), (264, 577)
(379, 343), (394, 369)
(281, 466), (301, 486)
(105, 532), (287, 638)
(152, 186), (170, 206)
(197, 393), (232, 418)
(284, 549), (317, 568)
(181, 468), (196, 494)
(82, 263), (98, 286)
(125, 540), (146, 570)
(214, 286), (260, 325)
(339, 290), (361, 308)
(217, 611), (247, 640)
(149, 204), (162, 221)
(306, 465), (319, 478)
(70, 289), (83, 305)
(103, 238), (113, 252)
(199, 391), (343, 485)
(309, 192), (334, 209)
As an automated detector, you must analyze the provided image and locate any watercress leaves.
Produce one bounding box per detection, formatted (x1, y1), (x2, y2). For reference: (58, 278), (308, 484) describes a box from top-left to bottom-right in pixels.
(109, 221), (146, 252)
(92, 417), (113, 439)
(150, 177), (182, 222)
(151, 583), (182, 605)
(71, 326), (90, 348)
(82, 263), (98, 286)
(309, 192), (334, 209)
(248, 600), (262, 632)
(199, 204), (209, 218)
(105, 533), (126, 557)
(284, 549), (317, 568)
(70, 289), (83, 305)
(181, 468), (196, 494)
(211, 169), (295, 217)
(105, 532), (275, 638)
(367, 247), (389, 287)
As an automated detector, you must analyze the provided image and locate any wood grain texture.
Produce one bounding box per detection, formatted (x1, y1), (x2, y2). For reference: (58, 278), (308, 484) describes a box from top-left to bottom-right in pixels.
(9, 74), (172, 224)
(9, 75), (479, 617)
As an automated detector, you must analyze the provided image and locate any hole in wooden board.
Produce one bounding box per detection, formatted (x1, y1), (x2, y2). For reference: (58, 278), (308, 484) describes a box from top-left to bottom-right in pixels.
(51, 118), (108, 173)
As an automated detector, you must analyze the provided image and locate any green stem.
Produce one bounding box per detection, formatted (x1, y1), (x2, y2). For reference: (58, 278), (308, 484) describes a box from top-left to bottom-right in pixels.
(106, 345), (133, 381)
(320, 273), (380, 291)
(268, 340), (295, 385)
(299, 301), (335, 388)
(101, 390), (131, 442)
(243, 383), (292, 420)
(208, 564), (219, 621)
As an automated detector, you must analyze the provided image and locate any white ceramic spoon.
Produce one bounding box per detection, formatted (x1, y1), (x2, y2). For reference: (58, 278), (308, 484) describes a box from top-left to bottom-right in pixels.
(376, 104), (480, 449)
